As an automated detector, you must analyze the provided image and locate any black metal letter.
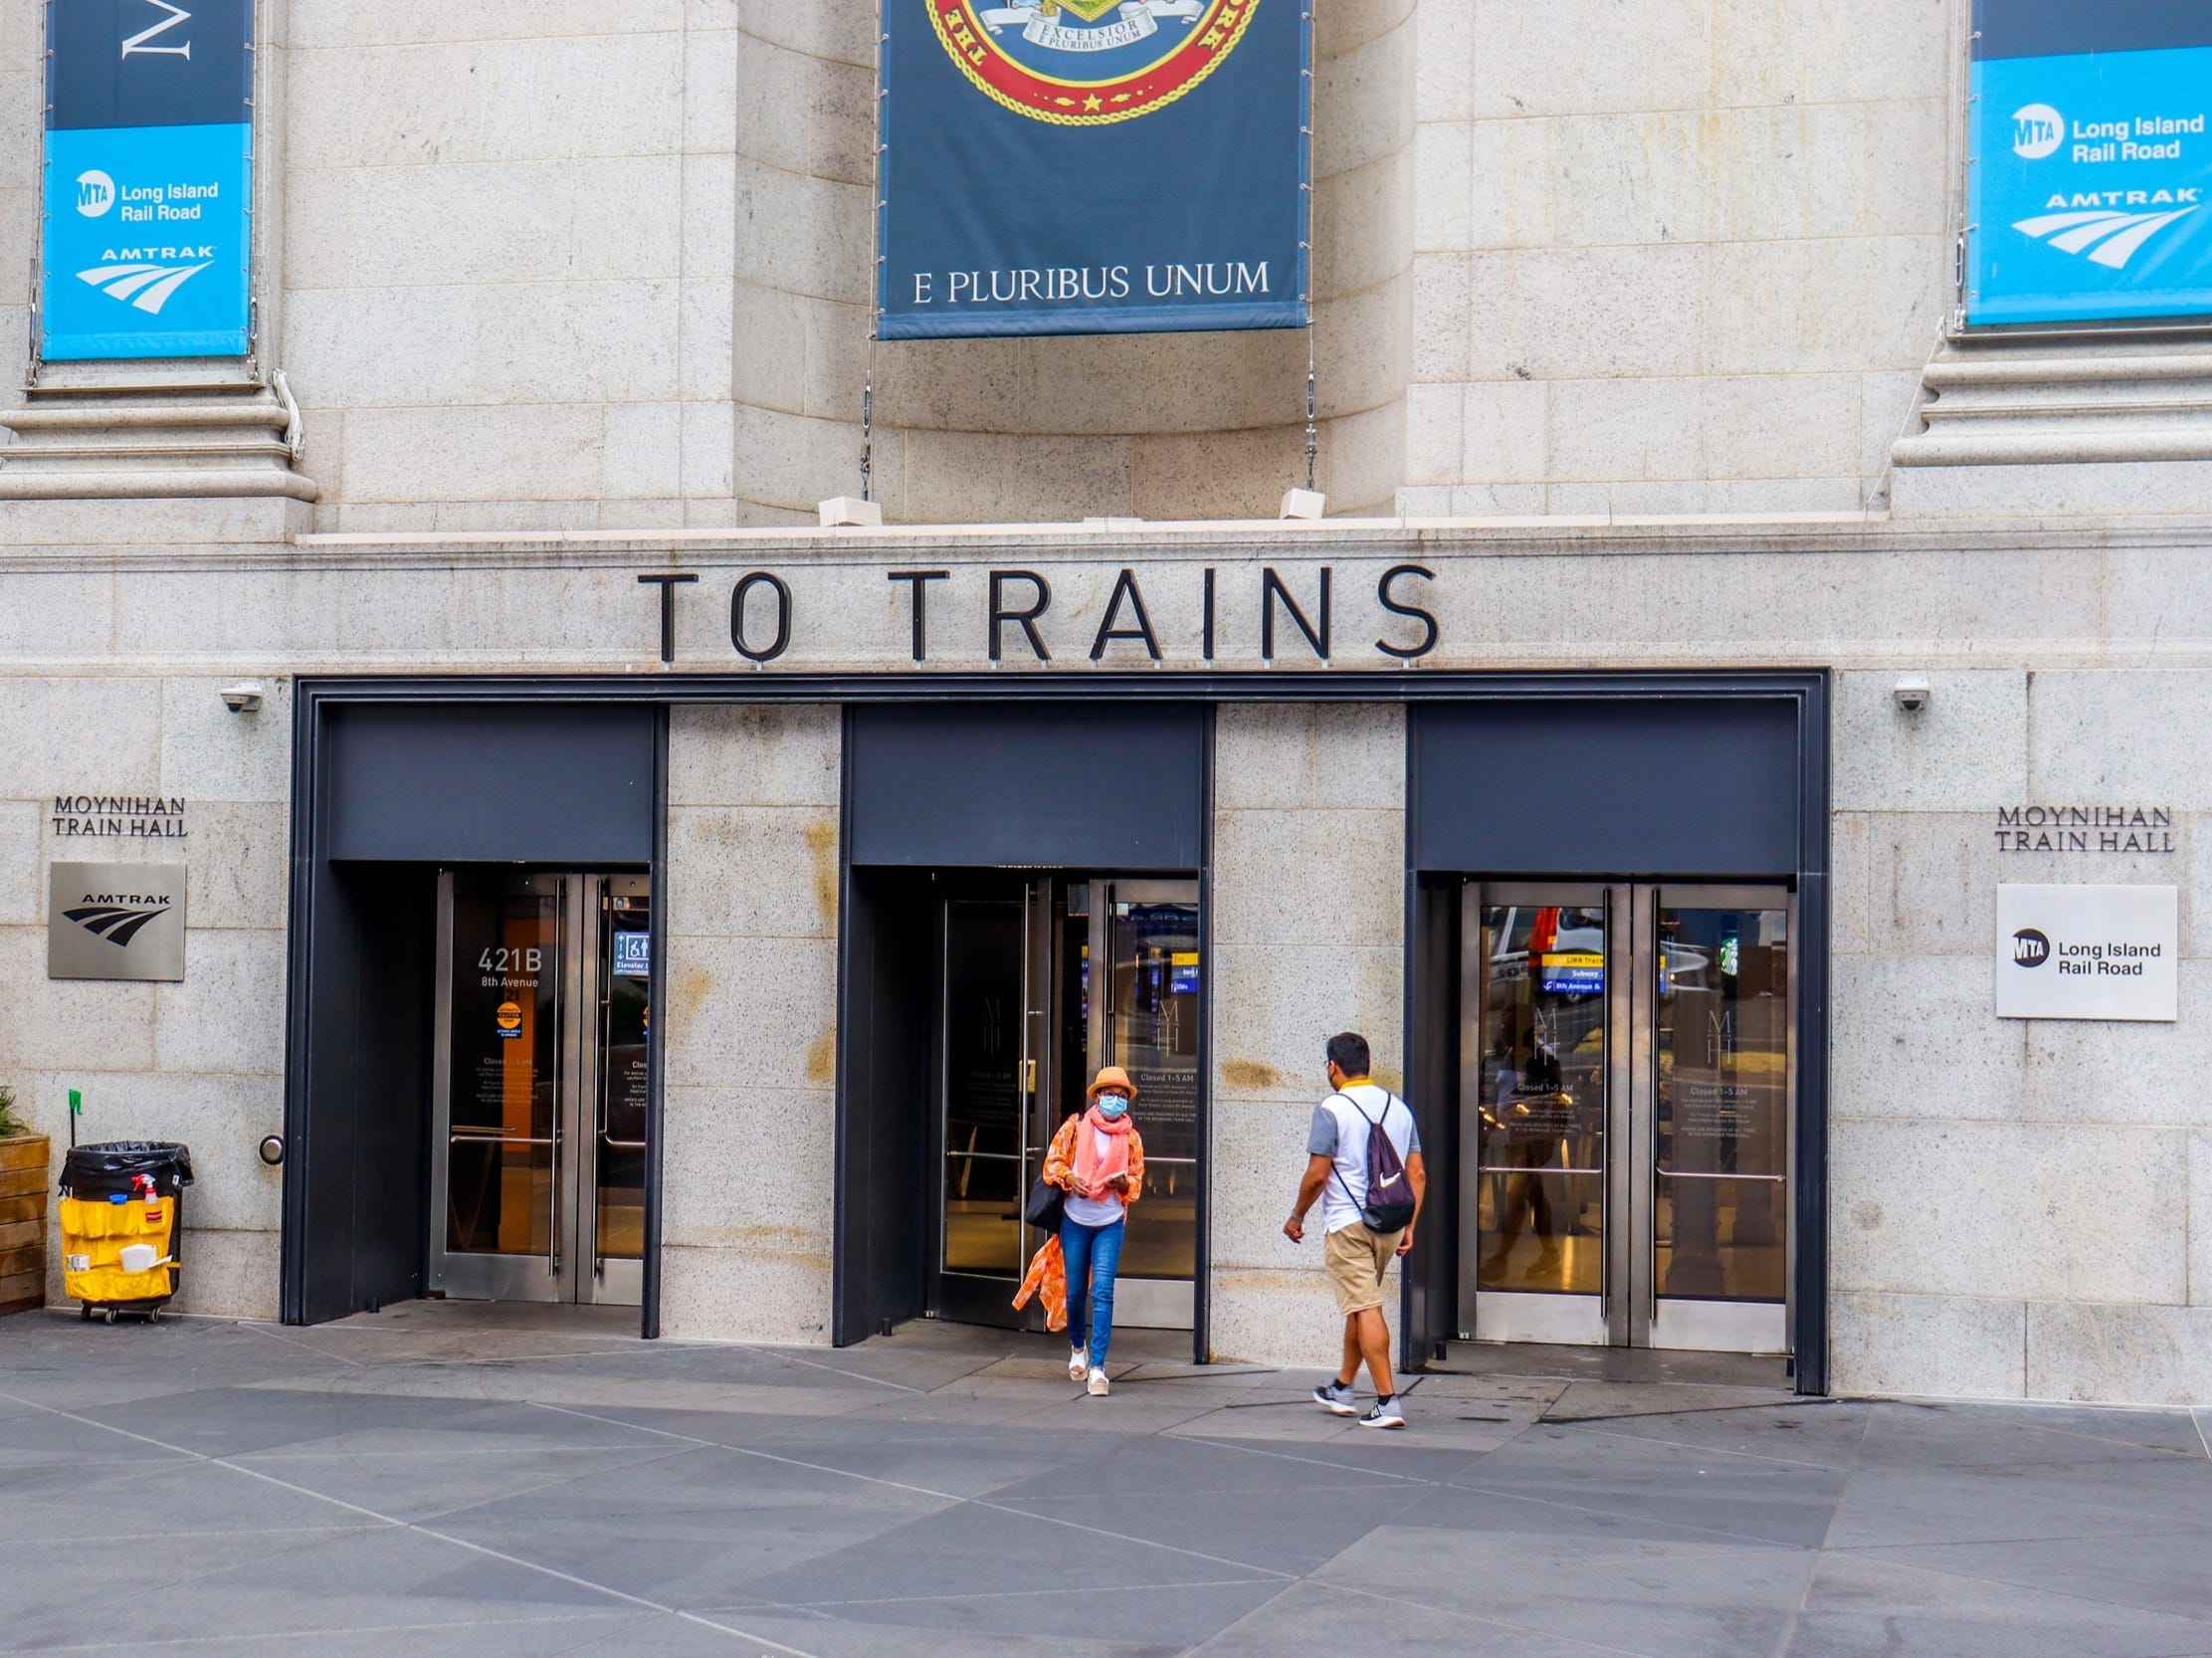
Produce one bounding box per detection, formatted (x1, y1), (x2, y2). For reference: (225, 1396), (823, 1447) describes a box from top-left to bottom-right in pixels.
(1261, 565), (1330, 662)
(1374, 563), (1439, 660)
(636, 572), (698, 665)
(989, 569), (1052, 662)
(729, 571), (792, 663)
(887, 568), (950, 661)
(1202, 566), (1216, 661)
(1089, 568), (1161, 662)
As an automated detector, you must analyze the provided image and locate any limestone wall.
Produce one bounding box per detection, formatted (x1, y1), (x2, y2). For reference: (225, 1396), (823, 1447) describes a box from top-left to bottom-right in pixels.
(661, 704), (843, 1342)
(0, 0), (32, 377)
(1400, 0), (1958, 516)
(732, 0), (1414, 523)
(1, 518), (2209, 1400)
(0, 672), (292, 1319)
(276, 0), (743, 532)
(1207, 704), (1408, 1364)
(1828, 668), (2212, 1404)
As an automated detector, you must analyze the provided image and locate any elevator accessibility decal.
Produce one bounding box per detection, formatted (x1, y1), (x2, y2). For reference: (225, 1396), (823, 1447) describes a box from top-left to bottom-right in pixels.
(1968, 1), (2212, 324)
(877, 0), (1307, 338)
(42, 0), (253, 360)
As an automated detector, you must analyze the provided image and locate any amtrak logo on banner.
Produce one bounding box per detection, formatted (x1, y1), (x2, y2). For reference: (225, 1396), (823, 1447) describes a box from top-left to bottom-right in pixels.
(881, 0), (1306, 337)
(929, 0), (1254, 123)
(1967, 0), (2212, 325)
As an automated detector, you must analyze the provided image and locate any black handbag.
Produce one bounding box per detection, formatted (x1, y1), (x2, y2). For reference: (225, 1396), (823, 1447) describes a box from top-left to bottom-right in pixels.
(1023, 1174), (1066, 1233)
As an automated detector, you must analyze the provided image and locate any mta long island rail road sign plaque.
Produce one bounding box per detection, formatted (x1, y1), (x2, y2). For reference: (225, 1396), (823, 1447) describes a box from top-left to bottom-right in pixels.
(878, 0), (1308, 339)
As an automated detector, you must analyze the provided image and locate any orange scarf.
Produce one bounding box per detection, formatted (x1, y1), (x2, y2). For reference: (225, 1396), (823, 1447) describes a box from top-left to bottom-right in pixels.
(1071, 1105), (1133, 1199)
(1014, 1236), (1067, 1331)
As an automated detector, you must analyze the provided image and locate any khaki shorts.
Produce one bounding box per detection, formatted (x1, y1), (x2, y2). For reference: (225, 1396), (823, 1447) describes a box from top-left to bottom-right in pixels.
(1324, 1222), (1401, 1316)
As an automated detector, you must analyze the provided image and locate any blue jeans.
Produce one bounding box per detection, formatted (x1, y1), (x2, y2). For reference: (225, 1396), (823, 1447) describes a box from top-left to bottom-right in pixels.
(1060, 1215), (1125, 1370)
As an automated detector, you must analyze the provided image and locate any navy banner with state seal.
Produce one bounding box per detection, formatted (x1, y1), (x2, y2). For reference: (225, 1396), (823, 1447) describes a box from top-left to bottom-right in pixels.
(41, 0), (254, 361)
(1968, 0), (2212, 325)
(877, 0), (1308, 339)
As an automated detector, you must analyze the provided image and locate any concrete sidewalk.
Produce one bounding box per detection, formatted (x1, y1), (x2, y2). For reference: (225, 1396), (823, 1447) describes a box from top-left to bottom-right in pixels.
(3, 1304), (2210, 1657)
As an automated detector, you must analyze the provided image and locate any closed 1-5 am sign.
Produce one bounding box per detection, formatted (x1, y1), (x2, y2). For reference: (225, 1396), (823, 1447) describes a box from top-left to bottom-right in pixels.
(1996, 884), (2178, 1021)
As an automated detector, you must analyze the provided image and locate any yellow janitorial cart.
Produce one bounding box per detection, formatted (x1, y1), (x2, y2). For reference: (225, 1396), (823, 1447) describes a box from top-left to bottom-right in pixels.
(60, 1141), (194, 1323)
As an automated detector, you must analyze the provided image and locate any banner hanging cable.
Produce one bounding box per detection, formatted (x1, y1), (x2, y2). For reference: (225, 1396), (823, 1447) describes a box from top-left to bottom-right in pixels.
(866, 20), (885, 502)
(1305, 319), (1317, 495)
(877, 0), (1310, 340)
(1301, 5), (1315, 493)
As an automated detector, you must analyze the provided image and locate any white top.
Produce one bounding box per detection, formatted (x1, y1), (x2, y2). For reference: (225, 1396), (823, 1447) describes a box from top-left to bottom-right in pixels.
(1063, 1126), (1127, 1227)
(1307, 1083), (1421, 1235)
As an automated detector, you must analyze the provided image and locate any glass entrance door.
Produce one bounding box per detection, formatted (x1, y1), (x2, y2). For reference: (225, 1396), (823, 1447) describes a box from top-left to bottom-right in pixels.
(1088, 881), (1200, 1331)
(934, 875), (1200, 1332)
(1459, 882), (1792, 1353)
(430, 869), (649, 1306)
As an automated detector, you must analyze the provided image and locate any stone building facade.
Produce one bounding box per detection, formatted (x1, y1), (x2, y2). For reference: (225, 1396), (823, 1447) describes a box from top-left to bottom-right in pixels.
(3, 0), (2210, 1406)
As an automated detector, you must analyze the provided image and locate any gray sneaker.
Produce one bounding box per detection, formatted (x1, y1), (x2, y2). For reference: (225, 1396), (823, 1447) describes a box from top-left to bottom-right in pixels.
(1359, 1394), (1406, 1429)
(1312, 1379), (1358, 1416)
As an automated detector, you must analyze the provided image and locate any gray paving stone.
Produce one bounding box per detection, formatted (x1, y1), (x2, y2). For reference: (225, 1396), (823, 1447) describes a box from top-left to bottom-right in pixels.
(3, 1309), (2211, 1658)
(1452, 1421), (1850, 1548)
(1823, 1457), (2212, 1550)
(1784, 1550), (2212, 1658)
(1314, 1528), (1820, 1658)
(1, 1525), (620, 1652)
(1842, 1530), (2212, 1624)
(724, 1576), (1288, 1647)
(1193, 1579), (1620, 1658)
(1857, 1397), (2211, 1468)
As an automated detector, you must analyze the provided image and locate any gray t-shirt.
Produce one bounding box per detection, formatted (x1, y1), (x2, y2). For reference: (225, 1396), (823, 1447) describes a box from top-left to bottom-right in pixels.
(1307, 1083), (1421, 1235)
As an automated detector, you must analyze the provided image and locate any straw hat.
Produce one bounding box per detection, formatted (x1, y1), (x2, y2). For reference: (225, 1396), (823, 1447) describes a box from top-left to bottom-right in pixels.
(1087, 1065), (1138, 1103)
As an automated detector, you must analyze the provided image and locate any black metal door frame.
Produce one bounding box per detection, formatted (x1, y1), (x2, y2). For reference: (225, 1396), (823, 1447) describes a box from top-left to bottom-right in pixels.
(285, 671), (1826, 1388)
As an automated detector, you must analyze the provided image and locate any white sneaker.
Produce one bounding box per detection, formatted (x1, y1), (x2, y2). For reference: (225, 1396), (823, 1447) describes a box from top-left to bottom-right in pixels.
(1069, 1348), (1088, 1381)
(1087, 1366), (1110, 1396)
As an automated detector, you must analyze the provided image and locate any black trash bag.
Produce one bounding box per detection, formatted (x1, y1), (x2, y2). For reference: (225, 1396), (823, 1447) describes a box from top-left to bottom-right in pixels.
(61, 1140), (196, 1201)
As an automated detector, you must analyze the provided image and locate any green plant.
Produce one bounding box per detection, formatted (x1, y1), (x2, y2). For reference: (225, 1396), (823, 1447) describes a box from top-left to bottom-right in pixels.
(0, 1085), (25, 1138)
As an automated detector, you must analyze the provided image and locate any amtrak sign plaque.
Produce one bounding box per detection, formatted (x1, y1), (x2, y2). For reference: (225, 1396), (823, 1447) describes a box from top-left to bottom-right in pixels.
(48, 862), (187, 982)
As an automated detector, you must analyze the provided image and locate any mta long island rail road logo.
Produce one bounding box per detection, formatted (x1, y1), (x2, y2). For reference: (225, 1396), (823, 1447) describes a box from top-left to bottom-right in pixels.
(63, 892), (174, 949)
(929, 0), (1258, 123)
(75, 247), (214, 316)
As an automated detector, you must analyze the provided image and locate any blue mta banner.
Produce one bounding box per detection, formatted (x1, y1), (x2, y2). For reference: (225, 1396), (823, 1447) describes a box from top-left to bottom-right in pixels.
(43, 0), (254, 361)
(1968, 1), (2212, 325)
(877, 0), (1308, 340)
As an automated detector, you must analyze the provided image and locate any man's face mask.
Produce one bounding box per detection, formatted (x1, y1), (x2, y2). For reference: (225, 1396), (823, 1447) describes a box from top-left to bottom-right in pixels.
(1095, 1092), (1129, 1119)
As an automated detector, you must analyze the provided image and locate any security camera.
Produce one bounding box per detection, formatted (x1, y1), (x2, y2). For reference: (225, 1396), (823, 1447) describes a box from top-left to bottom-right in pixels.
(1893, 676), (1931, 714)
(220, 681), (265, 715)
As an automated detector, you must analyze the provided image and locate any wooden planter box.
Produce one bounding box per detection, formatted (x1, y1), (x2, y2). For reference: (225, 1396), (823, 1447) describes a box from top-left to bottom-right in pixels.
(0, 1134), (51, 1317)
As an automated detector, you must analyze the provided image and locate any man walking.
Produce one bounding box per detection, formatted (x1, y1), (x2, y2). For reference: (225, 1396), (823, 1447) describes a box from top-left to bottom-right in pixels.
(1285, 1031), (1426, 1428)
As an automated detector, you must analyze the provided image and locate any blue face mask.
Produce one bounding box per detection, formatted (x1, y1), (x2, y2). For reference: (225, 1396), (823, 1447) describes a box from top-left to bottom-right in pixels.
(1094, 1093), (1129, 1119)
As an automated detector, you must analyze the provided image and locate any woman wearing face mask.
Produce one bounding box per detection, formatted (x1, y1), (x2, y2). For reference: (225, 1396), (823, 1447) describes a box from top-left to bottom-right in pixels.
(1043, 1065), (1146, 1395)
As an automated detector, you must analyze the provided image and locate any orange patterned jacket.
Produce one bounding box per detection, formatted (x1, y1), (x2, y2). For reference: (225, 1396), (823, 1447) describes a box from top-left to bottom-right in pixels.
(1014, 1113), (1147, 1331)
(1040, 1112), (1146, 1205)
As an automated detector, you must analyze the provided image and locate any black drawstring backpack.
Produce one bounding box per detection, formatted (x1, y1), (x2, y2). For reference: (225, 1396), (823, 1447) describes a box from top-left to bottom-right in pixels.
(1332, 1092), (1418, 1233)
